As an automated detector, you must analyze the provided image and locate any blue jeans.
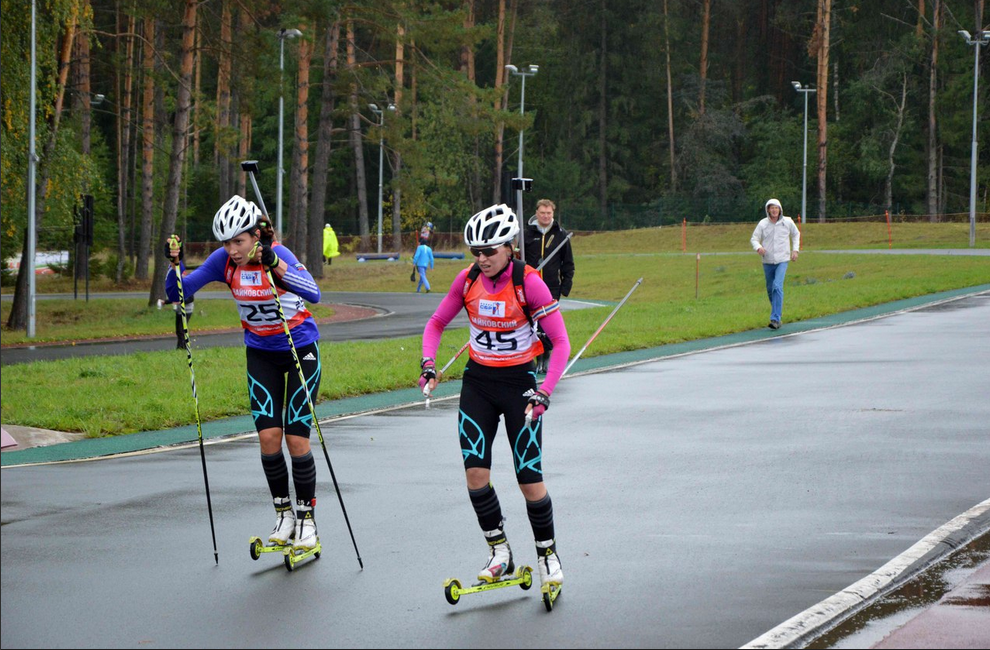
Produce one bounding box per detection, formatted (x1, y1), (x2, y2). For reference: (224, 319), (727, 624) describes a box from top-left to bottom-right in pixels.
(762, 262), (788, 322)
(416, 267), (431, 293)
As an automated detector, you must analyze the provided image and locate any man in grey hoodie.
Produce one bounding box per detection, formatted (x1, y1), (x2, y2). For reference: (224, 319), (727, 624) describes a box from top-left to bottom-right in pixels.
(750, 198), (800, 329)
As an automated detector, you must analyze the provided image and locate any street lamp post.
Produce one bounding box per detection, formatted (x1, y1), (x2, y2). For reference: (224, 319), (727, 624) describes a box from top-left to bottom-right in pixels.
(276, 28), (302, 236)
(792, 81), (816, 225)
(505, 64), (539, 258)
(958, 30), (990, 248)
(27, 0), (37, 338)
(369, 103), (395, 254)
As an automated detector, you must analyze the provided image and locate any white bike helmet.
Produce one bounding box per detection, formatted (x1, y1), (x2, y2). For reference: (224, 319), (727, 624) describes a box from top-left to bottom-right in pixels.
(212, 195), (262, 241)
(463, 204), (519, 248)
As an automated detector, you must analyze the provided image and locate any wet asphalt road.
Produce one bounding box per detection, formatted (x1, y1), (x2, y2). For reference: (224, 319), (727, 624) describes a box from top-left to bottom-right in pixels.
(1, 294), (988, 648)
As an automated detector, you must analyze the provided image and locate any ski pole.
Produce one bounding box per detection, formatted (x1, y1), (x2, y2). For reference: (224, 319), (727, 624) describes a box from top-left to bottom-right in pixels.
(428, 232), (575, 402)
(563, 277), (643, 377)
(168, 238), (219, 565)
(241, 160), (270, 218)
(242, 161), (364, 569)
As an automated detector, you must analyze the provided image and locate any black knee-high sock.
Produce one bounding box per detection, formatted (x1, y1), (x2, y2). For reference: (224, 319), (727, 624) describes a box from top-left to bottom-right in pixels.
(469, 484), (504, 532)
(261, 451), (290, 499)
(526, 493), (555, 542)
(291, 451), (317, 506)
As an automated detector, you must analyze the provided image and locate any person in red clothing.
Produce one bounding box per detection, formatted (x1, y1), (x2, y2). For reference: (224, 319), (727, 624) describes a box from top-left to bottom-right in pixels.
(418, 204), (571, 593)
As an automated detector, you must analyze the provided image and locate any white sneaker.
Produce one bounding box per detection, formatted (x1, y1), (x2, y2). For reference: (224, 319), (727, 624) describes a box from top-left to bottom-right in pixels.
(478, 524), (514, 583)
(293, 502), (319, 552)
(268, 497), (295, 546)
(536, 539), (563, 586)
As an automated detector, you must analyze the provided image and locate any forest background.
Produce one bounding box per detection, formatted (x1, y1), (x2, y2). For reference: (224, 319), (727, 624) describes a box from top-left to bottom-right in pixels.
(1, 0), (988, 330)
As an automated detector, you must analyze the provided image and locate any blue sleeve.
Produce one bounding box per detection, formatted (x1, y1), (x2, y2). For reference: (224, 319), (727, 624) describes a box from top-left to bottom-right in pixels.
(274, 244), (321, 304)
(164, 247), (229, 302)
(428, 247), (434, 268)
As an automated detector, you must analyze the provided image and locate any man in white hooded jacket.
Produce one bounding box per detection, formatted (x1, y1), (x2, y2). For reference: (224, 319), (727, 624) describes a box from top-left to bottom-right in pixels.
(750, 198), (800, 329)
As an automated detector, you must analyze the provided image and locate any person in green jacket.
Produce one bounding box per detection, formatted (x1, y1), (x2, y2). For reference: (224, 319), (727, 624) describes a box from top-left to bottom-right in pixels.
(323, 223), (340, 266)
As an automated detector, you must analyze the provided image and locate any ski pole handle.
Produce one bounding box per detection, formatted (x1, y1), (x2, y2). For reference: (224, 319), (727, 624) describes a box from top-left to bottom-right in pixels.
(241, 160), (270, 218)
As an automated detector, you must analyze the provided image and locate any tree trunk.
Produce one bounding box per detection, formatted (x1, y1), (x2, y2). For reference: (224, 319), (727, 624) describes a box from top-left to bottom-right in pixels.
(884, 74), (908, 214)
(733, 16), (745, 109)
(148, 0), (197, 306)
(289, 30), (311, 256)
(192, 15), (201, 166)
(461, 0), (475, 80)
(216, 0), (233, 203)
(598, 0), (608, 222)
(916, 0), (925, 38)
(392, 22), (405, 253)
(77, 3), (93, 156)
(833, 60), (839, 121)
(815, 0), (831, 223)
(117, 9), (136, 284)
(6, 7), (77, 331)
(663, 0), (677, 192)
(493, 0), (507, 204)
(136, 17), (155, 281)
(236, 8), (253, 198)
(347, 19), (371, 252)
(926, 0), (941, 221)
(698, 0), (710, 116)
(308, 21), (339, 279)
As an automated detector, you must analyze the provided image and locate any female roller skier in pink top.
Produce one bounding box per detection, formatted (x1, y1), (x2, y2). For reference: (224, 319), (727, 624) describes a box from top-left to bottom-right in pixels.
(418, 204), (571, 595)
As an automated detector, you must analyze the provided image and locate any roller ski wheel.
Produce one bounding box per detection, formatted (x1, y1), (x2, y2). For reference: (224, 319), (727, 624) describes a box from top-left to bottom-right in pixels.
(248, 536), (290, 561)
(541, 582), (562, 612)
(282, 540), (322, 572)
(442, 565), (533, 605)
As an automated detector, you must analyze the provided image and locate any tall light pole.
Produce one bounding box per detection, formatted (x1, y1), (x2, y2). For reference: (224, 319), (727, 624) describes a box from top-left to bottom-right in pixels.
(276, 28), (302, 236)
(792, 81), (816, 225)
(27, 0), (37, 338)
(958, 30), (990, 248)
(369, 102), (395, 254)
(505, 63), (538, 258)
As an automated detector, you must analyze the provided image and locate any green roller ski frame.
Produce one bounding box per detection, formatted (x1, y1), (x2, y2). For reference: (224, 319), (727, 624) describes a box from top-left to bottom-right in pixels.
(248, 536), (287, 560)
(282, 541), (321, 571)
(443, 565), (534, 605)
(248, 536), (322, 571)
(541, 581), (562, 611)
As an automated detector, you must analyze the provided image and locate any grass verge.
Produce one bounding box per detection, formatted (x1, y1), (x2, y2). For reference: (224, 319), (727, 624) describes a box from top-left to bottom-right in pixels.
(1, 248), (987, 436)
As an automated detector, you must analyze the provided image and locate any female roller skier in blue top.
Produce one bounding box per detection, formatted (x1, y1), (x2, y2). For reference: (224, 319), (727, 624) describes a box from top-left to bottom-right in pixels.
(164, 195), (323, 553)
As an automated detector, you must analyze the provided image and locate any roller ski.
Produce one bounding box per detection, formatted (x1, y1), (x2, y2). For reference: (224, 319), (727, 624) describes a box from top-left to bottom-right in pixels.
(283, 500), (321, 571)
(249, 497), (296, 561)
(444, 524), (533, 605)
(444, 564), (534, 605)
(537, 540), (563, 612)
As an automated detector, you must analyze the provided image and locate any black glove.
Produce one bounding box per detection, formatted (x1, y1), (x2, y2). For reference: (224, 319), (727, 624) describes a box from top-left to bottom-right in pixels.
(257, 219), (275, 246)
(163, 235), (183, 263)
(418, 357), (437, 392)
(524, 388), (551, 420)
(260, 244), (279, 269)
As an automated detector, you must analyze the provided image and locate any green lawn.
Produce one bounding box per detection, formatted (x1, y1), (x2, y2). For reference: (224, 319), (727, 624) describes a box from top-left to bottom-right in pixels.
(0, 299), (336, 345)
(1, 223), (988, 436)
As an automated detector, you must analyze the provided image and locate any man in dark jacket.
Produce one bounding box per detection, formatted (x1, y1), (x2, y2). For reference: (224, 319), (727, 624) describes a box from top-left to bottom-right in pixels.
(524, 199), (575, 374)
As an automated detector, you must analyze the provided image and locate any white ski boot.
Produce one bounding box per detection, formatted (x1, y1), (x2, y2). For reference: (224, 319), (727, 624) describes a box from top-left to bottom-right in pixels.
(536, 539), (563, 587)
(268, 497), (296, 546)
(478, 522), (514, 583)
(292, 500), (319, 552)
